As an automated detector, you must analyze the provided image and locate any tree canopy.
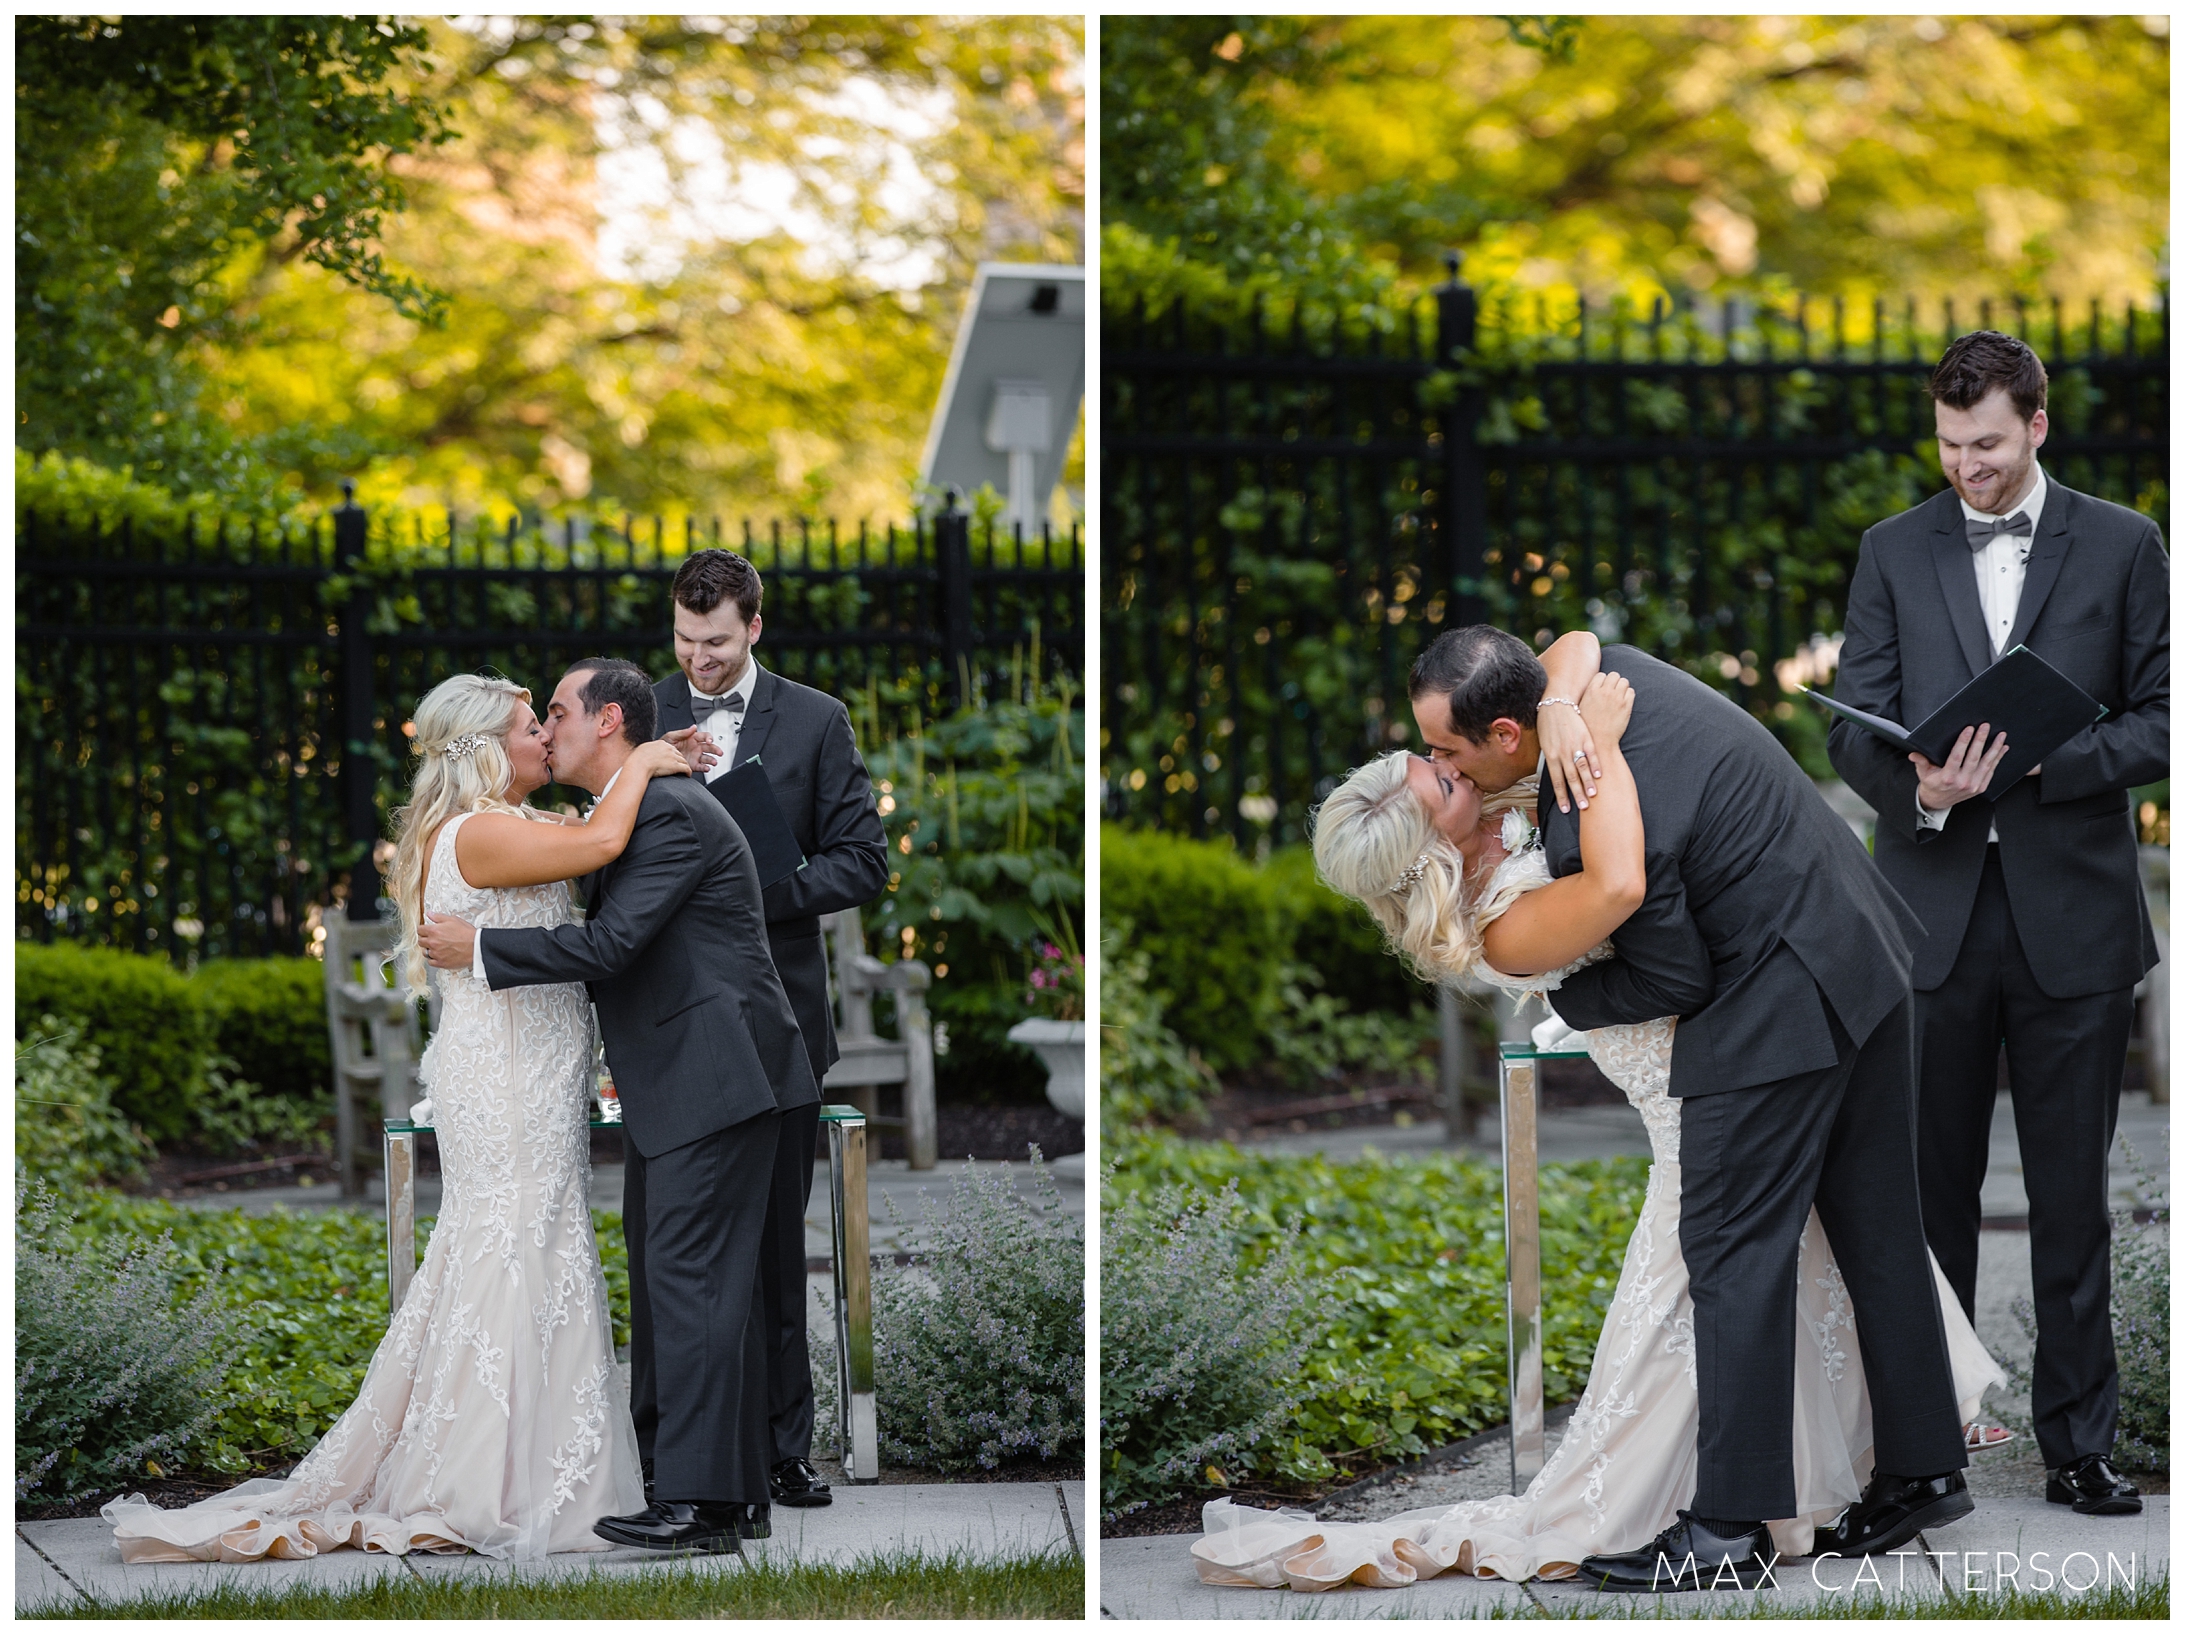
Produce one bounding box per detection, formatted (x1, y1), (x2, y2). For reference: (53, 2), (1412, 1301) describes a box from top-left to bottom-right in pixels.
(1103, 15), (2167, 316)
(19, 15), (1085, 521)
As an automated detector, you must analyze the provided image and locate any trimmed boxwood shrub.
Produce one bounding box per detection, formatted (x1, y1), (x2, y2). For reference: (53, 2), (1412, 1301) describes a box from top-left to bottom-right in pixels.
(1098, 825), (1281, 1074)
(15, 944), (210, 1144)
(192, 957), (332, 1111)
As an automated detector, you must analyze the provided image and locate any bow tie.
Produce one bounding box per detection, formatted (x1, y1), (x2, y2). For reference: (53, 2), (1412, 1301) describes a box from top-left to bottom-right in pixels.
(693, 690), (746, 716)
(1965, 511), (2032, 550)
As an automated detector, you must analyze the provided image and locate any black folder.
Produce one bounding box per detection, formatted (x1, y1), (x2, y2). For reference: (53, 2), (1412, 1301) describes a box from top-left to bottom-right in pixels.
(1805, 646), (2107, 801)
(715, 756), (806, 888)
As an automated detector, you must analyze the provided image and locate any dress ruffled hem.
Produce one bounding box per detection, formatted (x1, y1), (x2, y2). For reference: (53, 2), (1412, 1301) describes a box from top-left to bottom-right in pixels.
(102, 1490), (619, 1562)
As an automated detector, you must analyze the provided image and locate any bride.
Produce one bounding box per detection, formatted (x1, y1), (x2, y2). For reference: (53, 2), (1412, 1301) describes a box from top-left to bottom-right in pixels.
(107, 673), (694, 1561)
(1192, 652), (2003, 1592)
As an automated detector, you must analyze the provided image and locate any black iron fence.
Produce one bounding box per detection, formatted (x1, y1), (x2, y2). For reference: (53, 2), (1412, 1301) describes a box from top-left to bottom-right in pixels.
(1103, 269), (2166, 845)
(19, 499), (1082, 961)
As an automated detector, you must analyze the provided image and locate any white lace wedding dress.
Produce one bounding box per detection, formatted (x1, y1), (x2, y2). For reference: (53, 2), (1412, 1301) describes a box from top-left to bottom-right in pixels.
(1193, 834), (2003, 1591)
(106, 811), (645, 1561)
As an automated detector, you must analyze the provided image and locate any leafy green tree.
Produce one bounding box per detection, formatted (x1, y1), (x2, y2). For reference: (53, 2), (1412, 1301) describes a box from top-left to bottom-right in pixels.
(1103, 15), (2167, 314)
(197, 16), (1085, 522)
(15, 17), (451, 497)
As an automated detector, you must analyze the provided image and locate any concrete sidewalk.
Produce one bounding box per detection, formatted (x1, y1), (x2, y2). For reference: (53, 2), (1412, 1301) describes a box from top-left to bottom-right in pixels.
(17, 1481), (1083, 1613)
(1099, 1496), (2166, 1618)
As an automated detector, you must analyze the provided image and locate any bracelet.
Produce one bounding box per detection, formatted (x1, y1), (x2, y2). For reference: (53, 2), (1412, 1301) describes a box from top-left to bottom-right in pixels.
(1539, 697), (1580, 711)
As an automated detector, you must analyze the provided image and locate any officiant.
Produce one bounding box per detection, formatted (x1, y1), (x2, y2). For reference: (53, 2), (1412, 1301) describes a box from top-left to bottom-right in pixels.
(1826, 330), (2167, 1518)
(655, 547), (892, 1512)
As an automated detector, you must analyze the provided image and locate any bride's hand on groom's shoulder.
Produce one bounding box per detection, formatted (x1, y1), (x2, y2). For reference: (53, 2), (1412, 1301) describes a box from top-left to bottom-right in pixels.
(419, 911), (479, 969)
(638, 736), (701, 778)
(1538, 693), (1601, 814)
(1578, 672), (1634, 749)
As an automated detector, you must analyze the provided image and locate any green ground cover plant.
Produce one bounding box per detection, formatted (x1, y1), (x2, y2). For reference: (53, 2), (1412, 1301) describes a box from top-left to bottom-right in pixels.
(20, 1544), (1085, 1620)
(1104, 1133), (1650, 1496)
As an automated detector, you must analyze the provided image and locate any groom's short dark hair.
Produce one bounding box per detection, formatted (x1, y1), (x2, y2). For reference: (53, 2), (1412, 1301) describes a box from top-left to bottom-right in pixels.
(569, 658), (657, 745)
(1930, 330), (2048, 423)
(1410, 627), (1547, 743)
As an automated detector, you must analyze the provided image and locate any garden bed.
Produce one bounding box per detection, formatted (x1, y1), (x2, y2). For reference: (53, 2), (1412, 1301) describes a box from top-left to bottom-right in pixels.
(1102, 1133), (1651, 1523)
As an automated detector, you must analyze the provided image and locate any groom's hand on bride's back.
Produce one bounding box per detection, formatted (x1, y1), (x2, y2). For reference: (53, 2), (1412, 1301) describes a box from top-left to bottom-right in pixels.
(420, 911), (479, 969)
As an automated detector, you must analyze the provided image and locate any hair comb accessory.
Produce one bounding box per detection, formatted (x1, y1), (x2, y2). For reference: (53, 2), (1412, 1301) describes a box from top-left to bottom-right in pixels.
(443, 734), (485, 760)
(1392, 849), (1434, 893)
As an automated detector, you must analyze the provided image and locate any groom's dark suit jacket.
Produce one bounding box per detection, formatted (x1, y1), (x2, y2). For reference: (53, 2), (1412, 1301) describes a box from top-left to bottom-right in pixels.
(655, 666), (890, 1082)
(478, 774), (818, 1157)
(1543, 646), (1923, 1098)
(1826, 482), (2166, 996)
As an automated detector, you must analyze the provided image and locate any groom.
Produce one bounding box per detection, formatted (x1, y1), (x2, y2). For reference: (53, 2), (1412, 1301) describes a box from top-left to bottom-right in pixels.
(1411, 627), (1970, 1587)
(420, 657), (816, 1555)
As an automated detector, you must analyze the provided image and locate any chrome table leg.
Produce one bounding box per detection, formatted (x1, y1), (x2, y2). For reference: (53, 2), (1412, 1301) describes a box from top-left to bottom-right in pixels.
(827, 1111), (879, 1483)
(385, 1126), (417, 1316)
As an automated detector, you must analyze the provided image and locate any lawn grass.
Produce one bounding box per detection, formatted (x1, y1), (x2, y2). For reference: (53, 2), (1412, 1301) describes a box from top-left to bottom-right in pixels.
(22, 1544), (1084, 1620)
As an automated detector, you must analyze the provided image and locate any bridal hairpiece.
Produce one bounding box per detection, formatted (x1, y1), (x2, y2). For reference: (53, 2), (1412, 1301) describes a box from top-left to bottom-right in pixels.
(1392, 850), (1434, 893)
(443, 734), (485, 760)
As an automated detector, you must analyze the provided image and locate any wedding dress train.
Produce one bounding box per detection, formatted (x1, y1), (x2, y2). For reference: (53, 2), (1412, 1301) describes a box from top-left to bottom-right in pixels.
(1193, 844), (2003, 1591)
(107, 812), (645, 1561)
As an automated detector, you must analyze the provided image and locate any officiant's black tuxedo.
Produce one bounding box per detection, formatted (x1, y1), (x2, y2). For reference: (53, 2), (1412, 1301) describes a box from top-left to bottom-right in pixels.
(1828, 479), (2168, 1469)
(1541, 645), (1966, 1521)
(479, 774), (817, 1506)
(655, 663), (891, 1475)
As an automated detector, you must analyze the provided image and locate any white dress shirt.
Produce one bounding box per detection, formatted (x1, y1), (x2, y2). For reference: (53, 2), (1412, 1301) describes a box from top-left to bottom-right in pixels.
(691, 660), (759, 784)
(1916, 464), (2047, 839)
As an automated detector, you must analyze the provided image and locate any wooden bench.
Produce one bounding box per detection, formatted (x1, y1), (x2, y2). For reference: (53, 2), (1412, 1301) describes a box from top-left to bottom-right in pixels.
(819, 906), (939, 1170)
(323, 917), (438, 1201)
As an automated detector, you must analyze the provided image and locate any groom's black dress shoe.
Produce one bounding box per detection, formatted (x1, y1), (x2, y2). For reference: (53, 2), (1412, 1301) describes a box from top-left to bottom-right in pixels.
(770, 1457), (833, 1508)
(2047, 1453), (2141, 1516)
(1581, 1511), (1779, 1591)
(593, 1500), (744, 1554)
(1812, 1470), (1973, 1556)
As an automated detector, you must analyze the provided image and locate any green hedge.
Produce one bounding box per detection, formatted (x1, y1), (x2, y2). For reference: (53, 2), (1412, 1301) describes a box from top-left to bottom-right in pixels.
(1100, 828), (1428, 1077)
(192, 958), (332, 1110)
(1258, 845), (1427, 1018)
(1098, 826), (1282, 1073)
(15, 945), (329, 1146)
(16, 945), (210, 1144)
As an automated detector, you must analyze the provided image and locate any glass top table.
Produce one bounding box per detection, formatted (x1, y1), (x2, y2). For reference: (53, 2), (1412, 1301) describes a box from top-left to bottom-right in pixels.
(380, 1104), (881, 1484)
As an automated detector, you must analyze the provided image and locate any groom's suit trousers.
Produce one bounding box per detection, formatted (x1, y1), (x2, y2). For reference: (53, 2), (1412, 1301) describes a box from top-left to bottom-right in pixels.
(1678, 995), (1968, 1521)
(625, 1110), (781, 1505)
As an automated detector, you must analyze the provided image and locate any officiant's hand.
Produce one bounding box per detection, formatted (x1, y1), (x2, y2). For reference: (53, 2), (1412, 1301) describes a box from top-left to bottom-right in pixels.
(420, 912), (478, 970)
(662, 726), (720, 775)
(1910, 722), (2010, 811)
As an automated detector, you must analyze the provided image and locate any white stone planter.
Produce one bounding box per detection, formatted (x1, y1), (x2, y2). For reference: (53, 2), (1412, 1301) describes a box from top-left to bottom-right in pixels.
(1007, 1018), (1086, 1122)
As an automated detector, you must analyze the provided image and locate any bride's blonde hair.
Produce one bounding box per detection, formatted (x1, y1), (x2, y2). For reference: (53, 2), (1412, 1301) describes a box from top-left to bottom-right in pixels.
(386, 674), (533, 991)
(1310, 750), (1537, 985)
